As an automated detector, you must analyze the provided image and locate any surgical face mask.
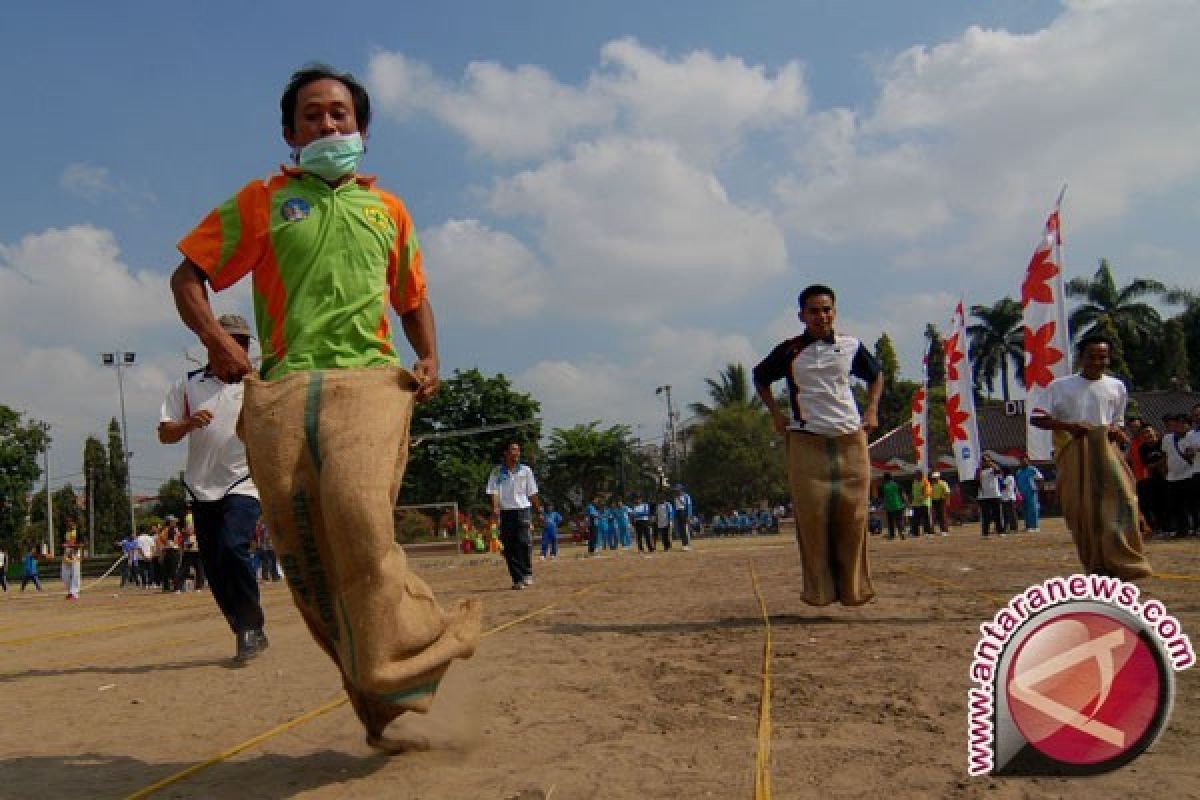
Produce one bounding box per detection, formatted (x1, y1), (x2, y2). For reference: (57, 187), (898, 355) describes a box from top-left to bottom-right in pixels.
(292, 132), (364, 181)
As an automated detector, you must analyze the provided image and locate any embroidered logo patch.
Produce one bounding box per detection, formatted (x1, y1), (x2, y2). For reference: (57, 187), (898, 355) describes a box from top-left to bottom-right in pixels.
(363, 206), (391, 231)
(281, 197), (311, 222)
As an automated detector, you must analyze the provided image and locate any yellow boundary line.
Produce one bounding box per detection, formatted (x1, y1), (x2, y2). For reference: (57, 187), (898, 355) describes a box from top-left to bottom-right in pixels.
(124, 583), (601, 800)
(889, 565), (1006, 607)
(749, 565), (772, 800)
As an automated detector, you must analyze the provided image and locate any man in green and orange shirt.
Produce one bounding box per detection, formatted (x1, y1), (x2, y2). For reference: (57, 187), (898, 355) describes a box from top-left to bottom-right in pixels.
(168, 64), (477, 751)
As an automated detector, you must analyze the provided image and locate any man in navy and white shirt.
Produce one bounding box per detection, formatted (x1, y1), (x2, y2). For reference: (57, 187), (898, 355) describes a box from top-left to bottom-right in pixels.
(486, 442), (541, 589)
(753, 284), (883, 607)
(159, 313), (267, 663)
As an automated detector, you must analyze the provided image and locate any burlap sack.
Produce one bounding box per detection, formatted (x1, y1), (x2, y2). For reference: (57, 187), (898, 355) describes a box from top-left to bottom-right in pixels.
(240, 367), (481, 739)
(1055, 426), (1153, 580)
(786, 429), (875, 607)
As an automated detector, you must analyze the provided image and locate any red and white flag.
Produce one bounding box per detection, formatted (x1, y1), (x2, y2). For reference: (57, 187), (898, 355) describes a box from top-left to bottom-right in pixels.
(1021, 190), (1071, 461)
(944, 300), (982, 480)
(911, 342), (930, 473)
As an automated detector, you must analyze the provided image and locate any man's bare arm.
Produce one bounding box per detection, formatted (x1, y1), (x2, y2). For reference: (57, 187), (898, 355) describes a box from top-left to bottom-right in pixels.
(169, 260), (251, 382)
(862, 372), (883, 433)
(400, 296), (440, 402)
(756, 381), (788, 435)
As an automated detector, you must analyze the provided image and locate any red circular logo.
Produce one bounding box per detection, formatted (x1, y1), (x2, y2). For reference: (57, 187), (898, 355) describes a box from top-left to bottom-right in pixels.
(1006, 611), (1161, 766)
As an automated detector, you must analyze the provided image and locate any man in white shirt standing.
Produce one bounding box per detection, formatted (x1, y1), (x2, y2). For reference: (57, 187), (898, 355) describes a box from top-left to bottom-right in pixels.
(975, 456), (1005, 537)
(159, 314), (269, 662)
(1162, 413), (1198, 536)
(487, 442), (541, 590)
(753, 284), (883, 607)
(1031, 334), (1151, 579)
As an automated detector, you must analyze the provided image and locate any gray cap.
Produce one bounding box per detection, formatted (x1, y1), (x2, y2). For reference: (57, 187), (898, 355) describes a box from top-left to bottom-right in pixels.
(218, 314), (253, 338)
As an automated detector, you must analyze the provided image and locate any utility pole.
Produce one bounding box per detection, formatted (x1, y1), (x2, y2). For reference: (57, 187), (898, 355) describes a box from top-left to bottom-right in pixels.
(655, 385), (679, 485)
(42, 422), (53, 557)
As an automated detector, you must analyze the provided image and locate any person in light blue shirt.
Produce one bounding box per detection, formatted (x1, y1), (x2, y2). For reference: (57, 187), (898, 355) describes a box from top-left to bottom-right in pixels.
(673, 486), (694, 550)
(1014, 455), (1045, 532)
(630, 496), (654, 552)
(611, 497), (632, 549)
(540, 504), (563, 560)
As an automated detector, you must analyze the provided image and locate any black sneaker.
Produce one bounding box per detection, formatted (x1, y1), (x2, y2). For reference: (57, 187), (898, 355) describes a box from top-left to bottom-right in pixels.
(234, 629), (267, 664)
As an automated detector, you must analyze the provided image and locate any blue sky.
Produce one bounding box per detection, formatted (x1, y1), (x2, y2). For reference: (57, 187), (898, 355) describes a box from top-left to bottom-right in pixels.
(3, 0), (1198, 497)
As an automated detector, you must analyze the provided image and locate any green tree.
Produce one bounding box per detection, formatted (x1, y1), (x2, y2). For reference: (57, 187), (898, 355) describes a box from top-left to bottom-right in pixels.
(0, 407), (49, 556)
(924, 323), (946, 388)
(1160, 317), (1191, 390)
(681, 407), (787, 512)
(688, 363), (761, 418)
(541, 422), (643, 511)
(1065, 258), (1167, 388)
(106, 418), (132, 535)
(873, 333), (919, 435)
(1174, 299), (1200, 391)
(403, 369), (541, 513)
(83, 435), (119, 541)
(28, 484), (78, 537)
(153, 475), (189, 522)
(968, 297), (1025, 400)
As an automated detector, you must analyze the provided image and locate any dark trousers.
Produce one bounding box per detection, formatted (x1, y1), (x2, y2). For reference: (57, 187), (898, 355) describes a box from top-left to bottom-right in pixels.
(932, 498), (949, 532)
(910, 506), (933, 537)
(1001, 500), (1019, 533)
(140, 560), (154, 587)
(634, 520), (654, 551)
(194, 494), (264, 634)
(674, 511), (690, 546)
(1166, 479), (1195, 535)
(499, 508), (533, 584)
(21, 573), (41, 591)
(0, 571), (7, 591)
(885, 509), (904, 538)
(161, 549), (182, 591)
(178, 551), (205, 590)
(656, 525), (672, 551)
(979, 498), (1004, 536)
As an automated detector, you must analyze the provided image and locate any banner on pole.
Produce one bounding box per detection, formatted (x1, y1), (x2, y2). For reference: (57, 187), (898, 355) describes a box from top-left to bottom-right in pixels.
(1021, 190), (1070, 461)
(945, 300), (982, 481)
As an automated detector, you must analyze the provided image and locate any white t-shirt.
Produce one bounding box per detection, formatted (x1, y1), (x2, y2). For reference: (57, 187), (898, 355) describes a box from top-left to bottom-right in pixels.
(1163, 431), (1199, 483)
(486, 463), (538, 510)
(1040, 373), (1127, 427)
(1000, 475), (1017, 502)
(136, 533), (156, 560)
(655, 502), (673, 528)
(977, 467), (1001, 500)
(161, 369), (258, 503)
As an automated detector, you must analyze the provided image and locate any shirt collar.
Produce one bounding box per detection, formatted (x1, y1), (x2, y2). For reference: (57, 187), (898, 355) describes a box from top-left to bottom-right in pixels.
(280, 164), (377, 188)
(800, 330), (837, 345)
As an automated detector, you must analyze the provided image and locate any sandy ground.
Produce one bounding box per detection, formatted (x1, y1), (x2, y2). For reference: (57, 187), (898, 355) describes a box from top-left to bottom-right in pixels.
(2, 518), (1198, 800)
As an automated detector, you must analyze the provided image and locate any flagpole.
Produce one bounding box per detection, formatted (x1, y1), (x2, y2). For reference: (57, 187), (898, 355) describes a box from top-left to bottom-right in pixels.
(1054, 184), (1071, 361)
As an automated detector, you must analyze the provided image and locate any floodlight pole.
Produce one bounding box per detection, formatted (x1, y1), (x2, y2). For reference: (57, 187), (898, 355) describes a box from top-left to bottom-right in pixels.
(103, 352), (138, 538)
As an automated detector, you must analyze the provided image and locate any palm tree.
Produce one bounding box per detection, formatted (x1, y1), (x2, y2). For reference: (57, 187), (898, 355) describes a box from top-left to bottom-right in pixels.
(968, 297), (1025, 401)
(688, 363), (761, 418)
(1065, 258), (1166, 345)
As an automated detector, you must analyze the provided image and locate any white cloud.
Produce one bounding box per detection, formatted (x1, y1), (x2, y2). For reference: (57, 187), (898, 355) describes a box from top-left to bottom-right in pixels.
(517, 324), (759, 437)
(593, 38), (808, 165)
(421, 219), (548, 322)
(60, 163), (114, 200)
(368, 38), (807, 165)
(489, 137), (788, 322)
(776, 0), (1200, 267)
(369, 52), (612, 160)
(0, 225), (175, 347)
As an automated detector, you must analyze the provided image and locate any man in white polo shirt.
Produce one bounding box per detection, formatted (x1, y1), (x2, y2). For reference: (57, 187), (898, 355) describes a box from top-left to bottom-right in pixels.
(753, 284), (883, 607)
(487, 442), (541, 589)
(159, 313), (269, 662)
(1031, 334), (1151, 579)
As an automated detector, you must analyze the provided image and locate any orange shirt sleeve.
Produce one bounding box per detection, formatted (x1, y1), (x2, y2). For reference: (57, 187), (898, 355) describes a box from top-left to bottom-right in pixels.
(177, 179), (271, 291)
(377, 191), (427, 315)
